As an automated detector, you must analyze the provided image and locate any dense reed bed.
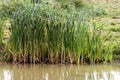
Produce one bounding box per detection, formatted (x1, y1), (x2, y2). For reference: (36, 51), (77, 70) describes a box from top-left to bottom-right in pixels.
(0, 1), (114, 64)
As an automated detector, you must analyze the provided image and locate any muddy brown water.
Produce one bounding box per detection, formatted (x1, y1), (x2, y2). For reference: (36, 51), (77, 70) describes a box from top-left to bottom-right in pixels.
(0, 64), (120, 80)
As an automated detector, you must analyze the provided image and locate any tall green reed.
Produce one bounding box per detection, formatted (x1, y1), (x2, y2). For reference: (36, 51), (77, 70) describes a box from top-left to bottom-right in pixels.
(0, 21), (3, 43)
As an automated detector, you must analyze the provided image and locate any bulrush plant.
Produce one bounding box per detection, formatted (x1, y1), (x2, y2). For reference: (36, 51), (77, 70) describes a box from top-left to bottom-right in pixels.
(1, 3), (114, 64)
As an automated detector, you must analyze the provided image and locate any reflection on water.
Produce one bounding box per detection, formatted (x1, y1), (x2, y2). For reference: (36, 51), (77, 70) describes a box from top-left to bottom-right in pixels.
(0, 70), (13, 80)
(0, 64), (120, 80)
(3, 70), (13, 80)
(84, 71), (120, 80)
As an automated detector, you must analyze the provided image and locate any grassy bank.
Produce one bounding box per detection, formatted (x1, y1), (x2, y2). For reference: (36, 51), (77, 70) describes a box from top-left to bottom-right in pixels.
(91, 0), (120, 61)
(0, 0), (114, 64)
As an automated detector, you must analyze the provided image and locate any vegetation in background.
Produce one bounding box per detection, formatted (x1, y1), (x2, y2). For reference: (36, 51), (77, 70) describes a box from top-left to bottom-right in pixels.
(0, 0), (115, 64)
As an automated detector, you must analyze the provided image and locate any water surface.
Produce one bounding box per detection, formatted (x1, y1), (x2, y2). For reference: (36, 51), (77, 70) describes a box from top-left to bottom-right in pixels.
(0, 64), (120, 80)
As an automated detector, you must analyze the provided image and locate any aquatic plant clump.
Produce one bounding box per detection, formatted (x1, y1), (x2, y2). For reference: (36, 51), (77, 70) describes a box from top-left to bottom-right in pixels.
(0, 3), (114, 64)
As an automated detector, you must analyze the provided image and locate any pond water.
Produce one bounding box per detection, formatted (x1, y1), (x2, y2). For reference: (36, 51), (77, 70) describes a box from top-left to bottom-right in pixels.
(0, 64), (120, 80)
